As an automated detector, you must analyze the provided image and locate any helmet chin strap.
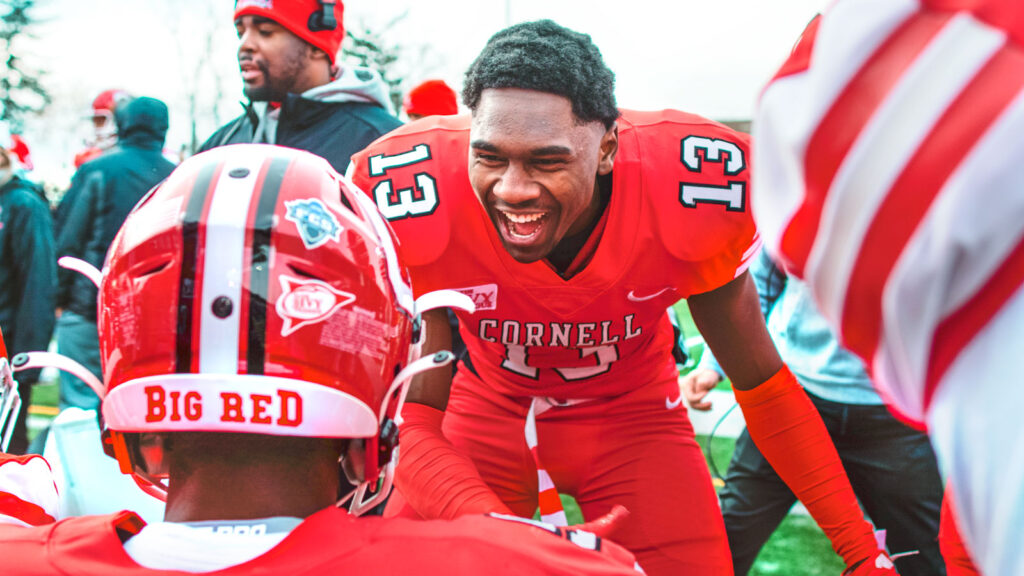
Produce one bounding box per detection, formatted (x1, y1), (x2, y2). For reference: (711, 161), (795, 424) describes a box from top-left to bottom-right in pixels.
(340, 288), (477, 514)
(8, 257), (108, 400)
(414, 289), (475, 316)
(57, 256), (103, 288)
(12, 351), (105, 400)
(343, 350), (456, 516)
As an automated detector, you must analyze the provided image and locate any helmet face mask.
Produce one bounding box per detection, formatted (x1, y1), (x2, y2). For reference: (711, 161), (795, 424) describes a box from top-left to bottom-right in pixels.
(0, 357), (21, 453)
(87, 89), (130, 149)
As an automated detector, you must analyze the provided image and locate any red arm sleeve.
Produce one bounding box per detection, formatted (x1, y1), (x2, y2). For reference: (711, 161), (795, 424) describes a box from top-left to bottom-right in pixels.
(395, 402), (513, 519)
(734, 365), (883, 569)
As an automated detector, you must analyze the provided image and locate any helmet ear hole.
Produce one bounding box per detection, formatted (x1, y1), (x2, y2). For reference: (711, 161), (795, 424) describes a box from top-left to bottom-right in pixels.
(287, 263), (325, 282)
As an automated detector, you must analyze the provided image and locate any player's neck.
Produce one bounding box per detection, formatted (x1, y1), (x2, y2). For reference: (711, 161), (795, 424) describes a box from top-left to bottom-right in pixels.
(546, 172), (612, 277)
(163, 440), (341, 523)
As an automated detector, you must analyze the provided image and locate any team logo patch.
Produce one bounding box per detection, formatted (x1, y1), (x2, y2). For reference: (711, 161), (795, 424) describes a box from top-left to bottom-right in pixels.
(454, 283), (498, 311)
(285, 198), (342, 249)
(275, 275), (355, 336)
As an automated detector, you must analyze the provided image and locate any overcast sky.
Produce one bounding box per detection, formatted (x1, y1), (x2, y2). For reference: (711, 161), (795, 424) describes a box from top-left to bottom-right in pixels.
(16, 0), (826, 185)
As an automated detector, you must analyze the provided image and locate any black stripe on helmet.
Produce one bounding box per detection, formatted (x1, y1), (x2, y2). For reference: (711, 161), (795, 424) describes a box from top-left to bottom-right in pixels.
(246, 155), (290, 374)
(176, 162), (219, 373)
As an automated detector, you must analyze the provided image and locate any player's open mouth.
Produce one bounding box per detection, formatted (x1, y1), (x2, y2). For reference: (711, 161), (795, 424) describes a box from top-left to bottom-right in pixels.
(499, 210), (546, 241)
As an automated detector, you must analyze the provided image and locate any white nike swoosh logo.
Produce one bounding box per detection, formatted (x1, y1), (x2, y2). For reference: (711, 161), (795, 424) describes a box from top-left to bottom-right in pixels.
(665, 395), (684, 410)
(627, 287), (673, 302)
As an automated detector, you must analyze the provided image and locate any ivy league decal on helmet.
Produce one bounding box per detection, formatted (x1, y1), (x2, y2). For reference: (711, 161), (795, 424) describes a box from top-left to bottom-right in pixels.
(276, 274), (356, 336)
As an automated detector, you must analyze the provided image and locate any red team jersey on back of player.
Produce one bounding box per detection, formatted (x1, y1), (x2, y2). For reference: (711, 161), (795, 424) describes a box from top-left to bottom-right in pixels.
(349, 111), (759, 400)
(0, 507), (640, 575)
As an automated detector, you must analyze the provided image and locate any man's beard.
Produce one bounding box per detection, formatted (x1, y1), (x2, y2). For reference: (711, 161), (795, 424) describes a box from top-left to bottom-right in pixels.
(243, 61), (286, 102)
(242, 49), (306, 102)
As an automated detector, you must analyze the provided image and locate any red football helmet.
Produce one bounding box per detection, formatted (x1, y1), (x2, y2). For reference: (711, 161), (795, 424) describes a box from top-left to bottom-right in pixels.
(14, 144), (472, 514)
(87, 89), (131, 149)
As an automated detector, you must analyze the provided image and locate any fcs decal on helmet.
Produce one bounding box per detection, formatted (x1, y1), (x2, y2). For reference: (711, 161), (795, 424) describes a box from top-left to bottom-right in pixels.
(284, 198), (343, 249)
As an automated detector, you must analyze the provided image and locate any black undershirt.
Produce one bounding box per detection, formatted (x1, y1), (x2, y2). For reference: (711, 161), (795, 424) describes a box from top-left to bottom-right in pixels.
(545, 172), (613, 278)
(461, 172), (613, 377)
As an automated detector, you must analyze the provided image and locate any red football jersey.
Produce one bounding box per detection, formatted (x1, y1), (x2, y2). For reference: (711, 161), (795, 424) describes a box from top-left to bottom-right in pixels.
(0, 507), (641, 575)
(349, 111), (759, 399)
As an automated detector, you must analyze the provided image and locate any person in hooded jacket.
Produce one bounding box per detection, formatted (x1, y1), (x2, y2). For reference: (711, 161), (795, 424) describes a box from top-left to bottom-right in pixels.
(54, 96), (176, 414)
(198, 0), (401, 173)
(0, 139), (55, 455)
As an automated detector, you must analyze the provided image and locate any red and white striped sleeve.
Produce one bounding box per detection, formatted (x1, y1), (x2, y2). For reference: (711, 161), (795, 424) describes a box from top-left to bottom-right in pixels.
(753, 0), (1024, 424)
(0, 453), (59, 527)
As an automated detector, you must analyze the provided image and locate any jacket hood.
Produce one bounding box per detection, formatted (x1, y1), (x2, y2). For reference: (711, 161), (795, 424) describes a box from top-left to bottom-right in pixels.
(303, 65), (395, 114)
(115, 97), (169, 149)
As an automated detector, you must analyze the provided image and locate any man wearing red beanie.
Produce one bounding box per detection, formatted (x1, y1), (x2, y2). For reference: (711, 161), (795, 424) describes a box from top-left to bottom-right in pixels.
(200, 0), (400, 172)
(404, 79), (459, 121)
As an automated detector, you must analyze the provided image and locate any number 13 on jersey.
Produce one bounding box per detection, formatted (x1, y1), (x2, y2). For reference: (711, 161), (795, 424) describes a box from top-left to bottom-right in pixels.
(367, 144), (441, 220)
(678, 135), (746, 212)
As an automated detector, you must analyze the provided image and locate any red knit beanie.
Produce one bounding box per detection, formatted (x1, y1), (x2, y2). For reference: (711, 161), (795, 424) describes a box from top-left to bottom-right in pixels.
(235, 0), (346, 64)
(404, 79), (459, 117)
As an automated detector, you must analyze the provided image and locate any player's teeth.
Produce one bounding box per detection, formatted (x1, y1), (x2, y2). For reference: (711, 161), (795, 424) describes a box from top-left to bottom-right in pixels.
(502, 211), (544, 223)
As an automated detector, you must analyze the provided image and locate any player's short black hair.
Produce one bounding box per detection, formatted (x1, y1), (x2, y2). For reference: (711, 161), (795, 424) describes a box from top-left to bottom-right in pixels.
(462, 20), (619, 129)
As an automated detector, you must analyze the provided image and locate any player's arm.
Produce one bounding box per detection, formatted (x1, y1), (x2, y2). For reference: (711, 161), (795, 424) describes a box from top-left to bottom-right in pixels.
(395, 308), (513, 518)
(688, 271), (894, 575)
(0, 453), (59, 527)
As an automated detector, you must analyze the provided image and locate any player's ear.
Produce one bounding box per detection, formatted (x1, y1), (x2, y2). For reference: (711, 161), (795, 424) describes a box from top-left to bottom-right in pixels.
(597, 122), (618, 175)
(340, 439), (366, 484)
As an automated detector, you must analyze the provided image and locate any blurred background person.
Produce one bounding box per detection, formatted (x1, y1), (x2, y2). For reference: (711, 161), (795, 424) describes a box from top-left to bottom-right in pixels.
(53, 96), (174, 419)
(403, 79), (459, 120)
(71, 89), (131, 171)
(58, 89), (133, 235)
(0, 127), (56, 455)
(685, 249), (945, 575)
(200, 0), (400, 173)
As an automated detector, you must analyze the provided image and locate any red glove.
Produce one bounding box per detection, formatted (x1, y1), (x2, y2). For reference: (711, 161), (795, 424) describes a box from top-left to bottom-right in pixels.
(734, 365), (886, 573)
(574, 504), (629, 539)
(395, 402), (513, 519)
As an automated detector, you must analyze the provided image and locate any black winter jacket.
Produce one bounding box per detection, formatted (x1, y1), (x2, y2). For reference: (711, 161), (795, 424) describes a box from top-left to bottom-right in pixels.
(57, 97), (176, 321)
(198, 94), (401, 173)
(0, 174), (56, 381)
